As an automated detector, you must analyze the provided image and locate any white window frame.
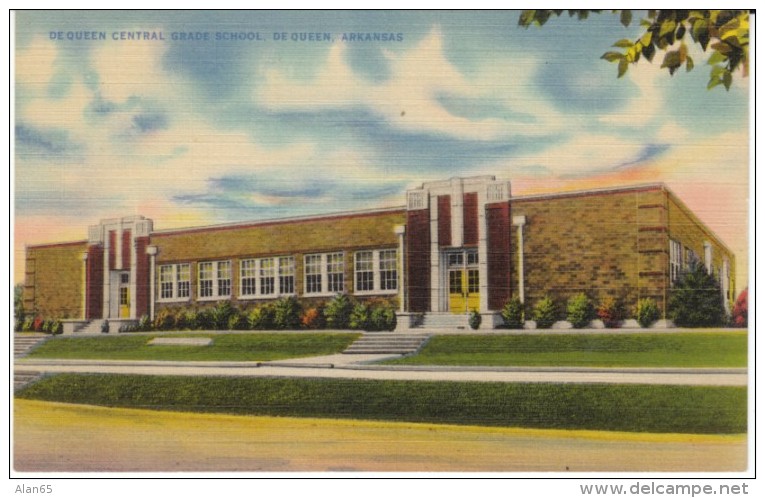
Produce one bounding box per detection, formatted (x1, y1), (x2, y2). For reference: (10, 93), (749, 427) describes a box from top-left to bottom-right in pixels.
(304, 252), (345, 296)
(669, 239), (682, 285)
(157, 263), (191, 302)
(239, 256), (296, 300)
(354, 249), (398, 295)
(198, 260), (231, 301)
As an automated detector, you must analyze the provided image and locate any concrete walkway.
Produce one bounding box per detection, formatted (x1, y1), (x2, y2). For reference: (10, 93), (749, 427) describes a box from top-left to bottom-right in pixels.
(15, 355), (747, 386)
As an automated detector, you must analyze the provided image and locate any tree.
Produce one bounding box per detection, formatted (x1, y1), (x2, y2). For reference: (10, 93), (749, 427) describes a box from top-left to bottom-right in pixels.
(731, 288), (748, 328)
(14, 283), (24, 318)
(668, 261), (727, 327)
(519, 10), (749, 90)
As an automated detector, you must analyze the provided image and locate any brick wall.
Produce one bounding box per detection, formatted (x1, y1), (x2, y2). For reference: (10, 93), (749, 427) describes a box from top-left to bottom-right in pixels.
(25, 241), (87, 319)
(152, 210), (406, 311)
(510, 187), (670, 317)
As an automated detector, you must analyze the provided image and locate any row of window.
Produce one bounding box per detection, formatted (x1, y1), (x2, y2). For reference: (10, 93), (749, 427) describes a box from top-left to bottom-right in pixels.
(158, 250), (397, 302)
(669, 239), (702, 283)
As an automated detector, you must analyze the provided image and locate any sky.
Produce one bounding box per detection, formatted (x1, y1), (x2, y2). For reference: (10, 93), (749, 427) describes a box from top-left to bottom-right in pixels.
(12, 10), (751, 289)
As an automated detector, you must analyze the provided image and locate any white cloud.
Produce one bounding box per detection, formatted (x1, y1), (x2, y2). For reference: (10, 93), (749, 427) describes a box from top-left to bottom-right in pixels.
(259, 28), (563, 141)
(497, 133), (649, 176)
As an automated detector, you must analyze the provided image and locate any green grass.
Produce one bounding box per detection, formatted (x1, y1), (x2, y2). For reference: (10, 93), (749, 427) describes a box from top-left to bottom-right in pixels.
(386, 332), (747, 368)
(25, 333), (359, 361)
(16, 374), (746, 434)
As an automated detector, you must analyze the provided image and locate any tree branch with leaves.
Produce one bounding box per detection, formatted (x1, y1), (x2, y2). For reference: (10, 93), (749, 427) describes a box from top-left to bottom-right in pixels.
(519, 10), (749, 90)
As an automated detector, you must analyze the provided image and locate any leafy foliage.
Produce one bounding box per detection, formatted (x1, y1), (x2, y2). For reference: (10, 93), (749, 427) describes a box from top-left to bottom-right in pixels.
(501, 297), (525, 329)
(210, 301), (236, 330)
(532, 295), (558, 329)
(566, 293), (593, 328)
(635, 298), (661, 328)
(324, 294), (354, 329)
(731, 288), (748, 328)
(519, 10), (749, 90)
(153, 309), (176, 331)
(349, 302), (370, 330)
(668, 262), (727, 327)
(370, 305), (397, 331)
(248, 305), (275, 330)
(596, 297), (624, 328)
(273, 296), (302, 330)
(300, 306), (325, 329)
(468, 310), (482, 330)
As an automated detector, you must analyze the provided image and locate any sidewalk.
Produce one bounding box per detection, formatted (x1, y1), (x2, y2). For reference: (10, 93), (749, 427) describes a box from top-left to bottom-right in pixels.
(15, 355), (747, 386)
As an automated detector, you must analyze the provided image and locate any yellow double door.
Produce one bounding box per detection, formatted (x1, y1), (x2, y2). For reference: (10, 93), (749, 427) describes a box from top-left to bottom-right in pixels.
(448, 267), (479, 314)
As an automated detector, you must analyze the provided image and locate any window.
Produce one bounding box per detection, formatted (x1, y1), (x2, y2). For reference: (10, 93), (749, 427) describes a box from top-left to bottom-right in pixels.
(670, 239), (682, 284)
(199, 261), (231, 299)
(159, 265), (174, 299)
(158, 263), (191, 301)
(354, 249), (398, 294)
(305, 254), (323, 294)
(355, 251), (374, 292)
(260, 258), (275, 295)
(305, 252), (344, 295)
(279, 256), (295, 294)
(327, 253), (344, 293)
(240, 259), (258, 296)
(239, 256), (295, 299)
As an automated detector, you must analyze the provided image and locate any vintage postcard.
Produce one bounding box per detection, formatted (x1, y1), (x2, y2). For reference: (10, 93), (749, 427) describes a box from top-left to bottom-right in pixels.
(12, 9), (751, 484)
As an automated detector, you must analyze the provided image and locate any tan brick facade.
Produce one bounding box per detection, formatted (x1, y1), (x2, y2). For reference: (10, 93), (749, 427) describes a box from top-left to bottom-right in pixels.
(509, 186), (735, 317)
(152, 209), (406, 312)
(23, 179), (735, 325)
(24, 241), (87, 319)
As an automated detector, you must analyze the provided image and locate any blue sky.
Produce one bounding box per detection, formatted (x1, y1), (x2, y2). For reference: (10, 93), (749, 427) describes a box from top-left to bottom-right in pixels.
(13, 10), (750, 286)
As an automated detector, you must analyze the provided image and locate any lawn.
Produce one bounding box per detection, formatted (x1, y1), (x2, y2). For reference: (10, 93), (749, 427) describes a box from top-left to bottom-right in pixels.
(16, 374), (747, 434)
(386, 332), (747, 368)
(24, 333), (359, 361)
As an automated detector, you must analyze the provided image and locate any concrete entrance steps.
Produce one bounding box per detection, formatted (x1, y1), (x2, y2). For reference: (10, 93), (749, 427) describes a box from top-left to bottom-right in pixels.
(418, 312), (470, 330)
(343, 333), (431, 355)
(14, 371), (46, 392)
(14, 334), (49, 358)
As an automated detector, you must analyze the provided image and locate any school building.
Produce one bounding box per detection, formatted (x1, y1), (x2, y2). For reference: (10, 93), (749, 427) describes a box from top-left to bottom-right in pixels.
(22, 176), (735, 330)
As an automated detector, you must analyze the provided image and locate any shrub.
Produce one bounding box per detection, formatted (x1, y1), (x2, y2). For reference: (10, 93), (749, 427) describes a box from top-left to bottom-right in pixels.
(301, 306), (325, 329)
(137, 315), (153, 332)
(273, 296), (301, 330)
(227, 313), (248, 330)
(668, 261), (726, 327)
(532, 296), (557, 329)
(596, 297), (623, 328)
(501, 297), (525, 329)
(174, 310), (192, 330)
(248, 305), (275, 330)
(41, 319), (52, 334)
(22, 317), (35, 332)
(195, 308), (215, 330)
(567, 293), (593, 328)
(51, 320), (63, 335)
(32, 316), (44, 332)
(732, 288), (748, 328)
(211, 301), (236, 330)
(349, 303), (370, 330)
(154, 309), (176, 331)
(370, 305), (396, 331)
(468, 309), (482, 330)
(635, 298), (661, 328)
(324, 294), (354, 329)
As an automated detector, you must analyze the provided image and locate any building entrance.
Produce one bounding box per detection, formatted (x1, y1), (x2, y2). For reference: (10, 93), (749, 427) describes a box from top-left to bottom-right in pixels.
(447, 250), (479, 313)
